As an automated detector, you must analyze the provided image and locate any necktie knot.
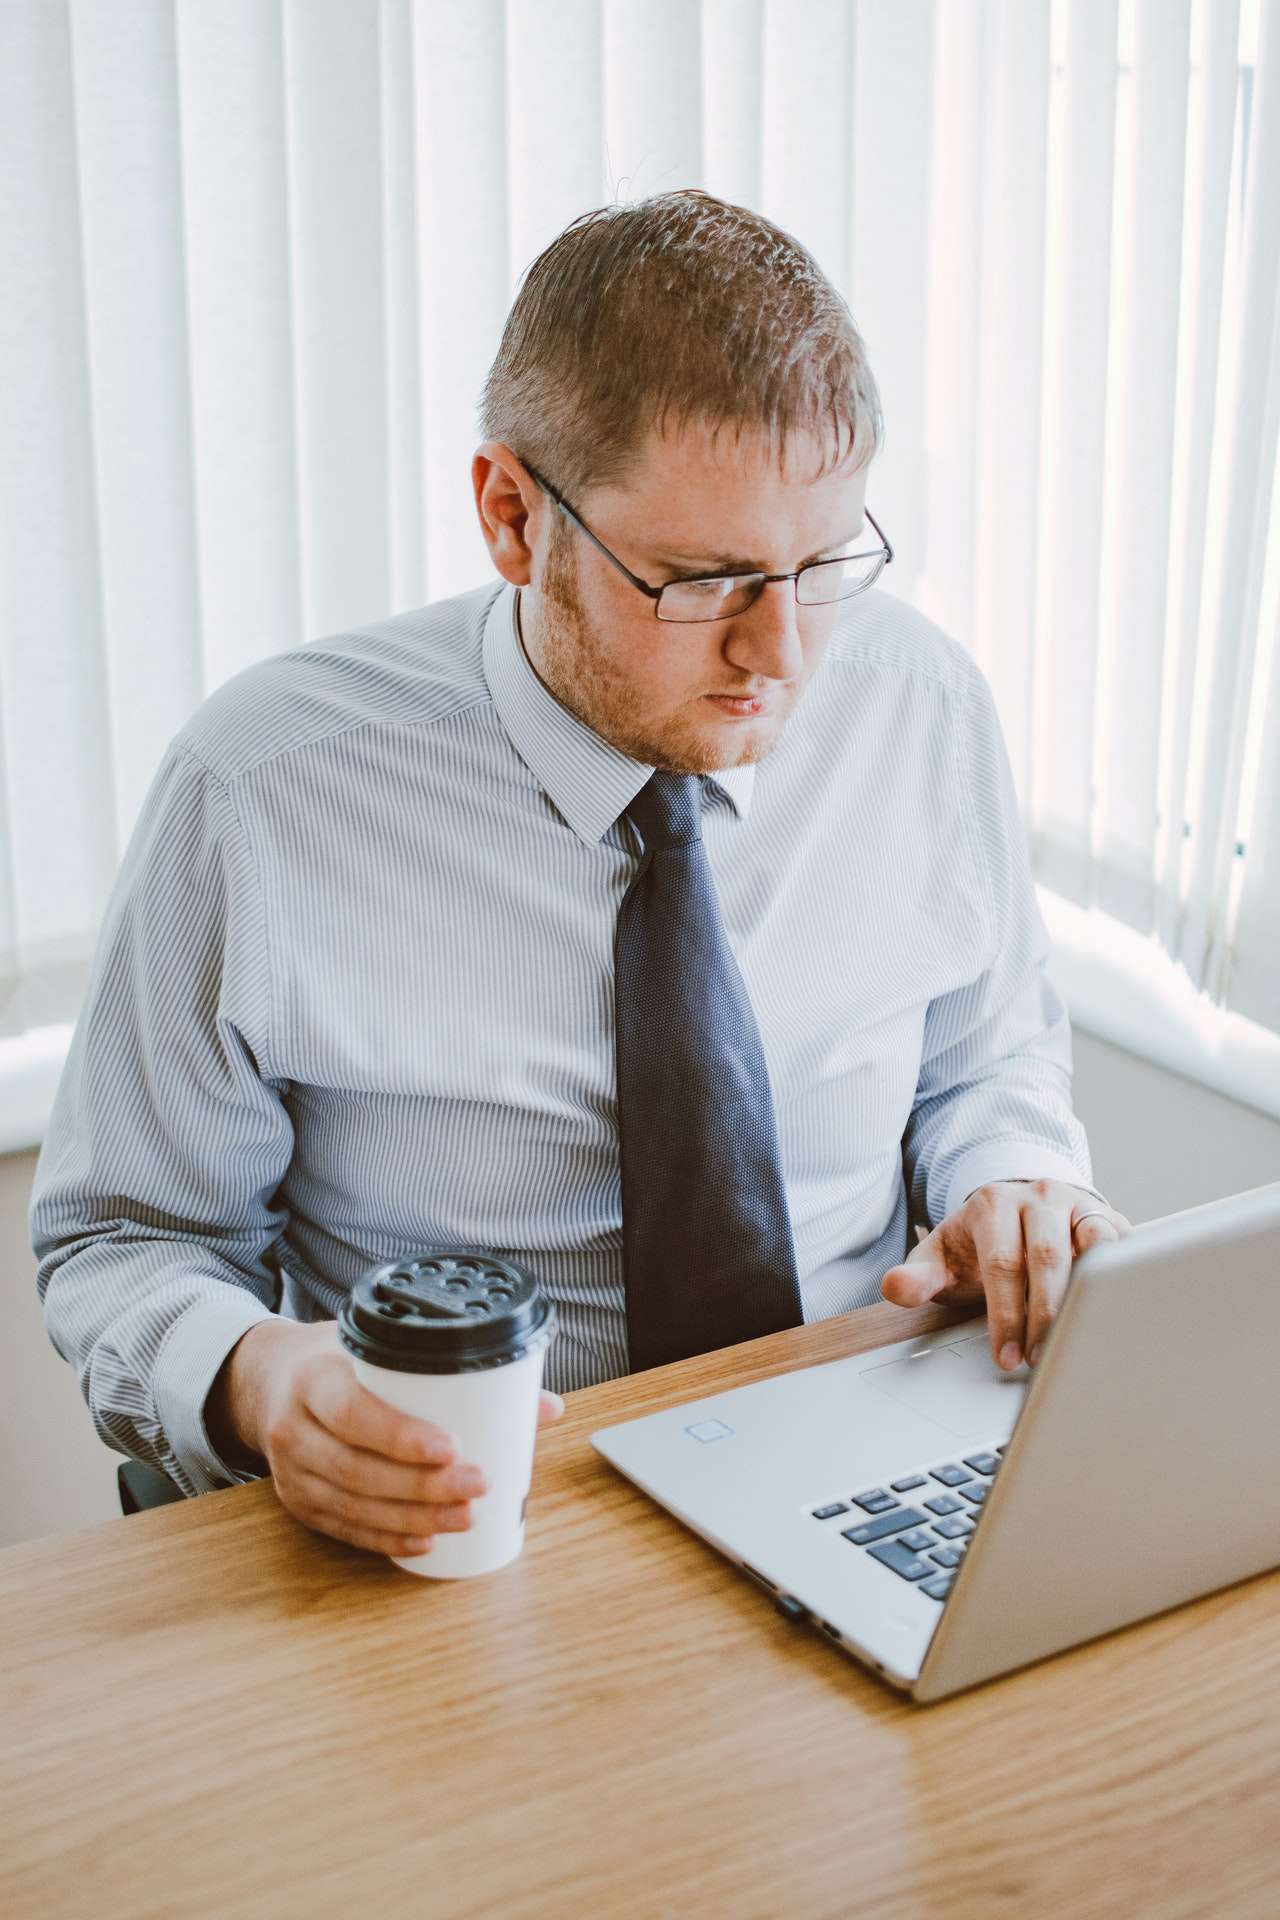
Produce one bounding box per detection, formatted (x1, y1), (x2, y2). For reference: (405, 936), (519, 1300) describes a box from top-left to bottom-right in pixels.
(624, 771), (704, 852)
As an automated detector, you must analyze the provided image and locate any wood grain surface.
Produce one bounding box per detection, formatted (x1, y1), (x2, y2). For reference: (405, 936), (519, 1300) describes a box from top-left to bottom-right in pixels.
(2, 1297), (1277, 1920)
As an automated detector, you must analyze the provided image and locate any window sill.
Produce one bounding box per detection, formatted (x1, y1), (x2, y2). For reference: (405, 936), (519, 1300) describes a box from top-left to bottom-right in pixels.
(1038, 886), (1280, 1125)
(2, 894), (1279, 1156)
(2, 1024), (74, 1157)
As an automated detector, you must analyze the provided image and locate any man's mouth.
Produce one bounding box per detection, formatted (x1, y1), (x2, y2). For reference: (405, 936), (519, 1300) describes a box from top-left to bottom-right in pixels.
(706, 692), (769, 716)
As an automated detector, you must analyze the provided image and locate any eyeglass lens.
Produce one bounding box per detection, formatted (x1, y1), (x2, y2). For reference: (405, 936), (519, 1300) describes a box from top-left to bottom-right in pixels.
(656, 550), (886, 623)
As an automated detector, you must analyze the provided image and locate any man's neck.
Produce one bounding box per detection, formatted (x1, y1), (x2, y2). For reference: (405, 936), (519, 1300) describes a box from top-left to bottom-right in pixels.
(515, 586), (535, 674)
(516, 586), (555, 698)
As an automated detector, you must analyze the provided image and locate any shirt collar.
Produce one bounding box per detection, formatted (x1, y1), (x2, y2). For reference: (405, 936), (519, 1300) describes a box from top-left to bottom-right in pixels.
(481, 582), (756, 847)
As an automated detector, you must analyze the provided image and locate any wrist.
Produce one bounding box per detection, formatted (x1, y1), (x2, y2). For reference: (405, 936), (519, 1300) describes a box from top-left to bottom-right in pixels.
(204, 1317), (297, 1472)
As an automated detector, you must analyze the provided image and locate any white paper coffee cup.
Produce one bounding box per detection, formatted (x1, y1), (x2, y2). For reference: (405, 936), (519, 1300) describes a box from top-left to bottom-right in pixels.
(351, 1342), (549, 1577)
(337, 1254), (556, 1580)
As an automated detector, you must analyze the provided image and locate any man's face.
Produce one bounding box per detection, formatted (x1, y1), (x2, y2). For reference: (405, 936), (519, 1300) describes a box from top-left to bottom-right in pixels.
(520, 422), (872, 775)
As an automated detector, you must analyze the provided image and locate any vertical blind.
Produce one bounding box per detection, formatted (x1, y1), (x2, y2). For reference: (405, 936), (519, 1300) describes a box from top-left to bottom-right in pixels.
(1, 0), (1276, 1073)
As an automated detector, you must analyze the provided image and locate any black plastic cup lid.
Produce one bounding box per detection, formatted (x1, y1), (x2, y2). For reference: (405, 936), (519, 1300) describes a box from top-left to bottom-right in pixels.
(338, 1252), (556, 1374)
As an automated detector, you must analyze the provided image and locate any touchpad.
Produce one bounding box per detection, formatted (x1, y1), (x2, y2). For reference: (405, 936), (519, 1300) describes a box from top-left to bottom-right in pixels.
(858, 1334), (1029, 1437)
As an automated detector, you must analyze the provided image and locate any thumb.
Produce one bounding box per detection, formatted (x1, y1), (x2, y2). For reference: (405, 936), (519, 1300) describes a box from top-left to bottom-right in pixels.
(880, 1238), (950, 1308)
(538, 1389), (566, 1423)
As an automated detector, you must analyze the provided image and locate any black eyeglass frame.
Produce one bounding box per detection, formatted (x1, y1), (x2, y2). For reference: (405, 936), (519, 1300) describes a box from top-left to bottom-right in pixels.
(519, 458), (893, 622)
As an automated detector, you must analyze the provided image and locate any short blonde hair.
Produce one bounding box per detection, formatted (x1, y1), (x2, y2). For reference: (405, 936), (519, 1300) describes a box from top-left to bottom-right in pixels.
(477, 188), (884, 507)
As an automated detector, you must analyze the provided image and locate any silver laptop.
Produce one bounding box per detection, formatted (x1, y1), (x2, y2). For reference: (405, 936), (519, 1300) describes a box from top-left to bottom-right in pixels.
(591, 1180), (1280, 1703)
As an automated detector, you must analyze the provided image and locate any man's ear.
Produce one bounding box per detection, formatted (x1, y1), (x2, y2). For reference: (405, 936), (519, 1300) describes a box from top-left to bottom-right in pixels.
(472, 443), (539, 586)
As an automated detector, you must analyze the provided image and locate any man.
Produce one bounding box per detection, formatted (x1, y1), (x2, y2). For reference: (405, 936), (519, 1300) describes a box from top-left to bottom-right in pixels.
(30, 189), (1128, 1563)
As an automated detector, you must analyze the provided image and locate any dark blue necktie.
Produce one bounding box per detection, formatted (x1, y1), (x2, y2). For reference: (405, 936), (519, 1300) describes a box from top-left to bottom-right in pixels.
(614, 770), (805, 1371)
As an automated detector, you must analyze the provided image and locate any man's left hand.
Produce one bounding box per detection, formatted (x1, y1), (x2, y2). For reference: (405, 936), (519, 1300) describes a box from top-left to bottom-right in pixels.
(879, 1179), (1133, 1372)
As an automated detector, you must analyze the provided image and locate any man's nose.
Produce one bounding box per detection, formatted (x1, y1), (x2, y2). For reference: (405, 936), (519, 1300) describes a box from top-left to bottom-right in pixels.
(724, 579), (806, 683)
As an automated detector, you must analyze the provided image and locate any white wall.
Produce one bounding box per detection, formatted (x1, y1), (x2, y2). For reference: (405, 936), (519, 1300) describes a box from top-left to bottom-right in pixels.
(3, 1024), (1278, 1551)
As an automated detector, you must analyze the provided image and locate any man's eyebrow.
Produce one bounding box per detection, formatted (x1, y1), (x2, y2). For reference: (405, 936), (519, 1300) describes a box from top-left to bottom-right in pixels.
(647, 520), (867, 573)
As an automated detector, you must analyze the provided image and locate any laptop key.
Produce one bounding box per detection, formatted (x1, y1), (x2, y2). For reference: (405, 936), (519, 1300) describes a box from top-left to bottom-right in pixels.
(924, 1494), (964, 1515)
(931, 1515), (970, 1539)
(920, 1573), (954, 1600)
(866, 1540), (934, 1581)
(811, 1503), (849, 1520)
(889, 1475), (927, 1492)
(929, 1545), (964, 1568)
(963, 1452), (1000, 1475)
(958, 1483), (988, 1505)
(850, 1488), (899, 1513)
(841, 1508), (927, 1545)
(929, 1463), (970, 1486)
(898, 1529), (934, 1551)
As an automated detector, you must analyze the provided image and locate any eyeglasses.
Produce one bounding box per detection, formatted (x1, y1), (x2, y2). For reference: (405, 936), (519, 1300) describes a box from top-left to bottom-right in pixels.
(520, 459), (893, 623)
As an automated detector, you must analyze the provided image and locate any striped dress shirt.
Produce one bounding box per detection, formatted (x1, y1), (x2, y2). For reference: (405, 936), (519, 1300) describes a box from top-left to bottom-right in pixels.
(30, 576), (1104, 1496)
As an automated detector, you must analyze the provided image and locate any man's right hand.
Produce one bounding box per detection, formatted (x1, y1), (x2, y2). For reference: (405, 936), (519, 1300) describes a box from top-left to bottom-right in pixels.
(208, 1318), (565, 1559)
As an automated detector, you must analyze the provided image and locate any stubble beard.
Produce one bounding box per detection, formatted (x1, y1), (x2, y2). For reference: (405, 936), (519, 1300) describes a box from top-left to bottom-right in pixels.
(523, 534), (792, 775)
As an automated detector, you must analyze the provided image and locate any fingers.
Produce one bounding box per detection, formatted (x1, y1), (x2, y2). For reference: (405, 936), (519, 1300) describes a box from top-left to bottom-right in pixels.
(269, 1425), (485, 1557)
(263, 1359), (479, 1557)
(1020, 1200), (1074, 1368)
(288, 1462), (479, 1552)
(883, 1187), (1132, 1378)
(289, 1405), (489, 1509)
(879, 1226), (983, 1309)
(879, 1250), (951, 1307)
(967, 1195), (1038, 1371)
(304, 1362), (462, 1468)
(349, 1526), (439, 1559)
(1072, 1208), (1128, 1249)
(983, 1194), (1124, 1371)
(263, 1349), (564, 1560)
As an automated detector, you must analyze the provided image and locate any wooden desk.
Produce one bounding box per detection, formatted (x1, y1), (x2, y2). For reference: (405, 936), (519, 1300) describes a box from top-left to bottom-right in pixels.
(3, 1299), (1278, 1919)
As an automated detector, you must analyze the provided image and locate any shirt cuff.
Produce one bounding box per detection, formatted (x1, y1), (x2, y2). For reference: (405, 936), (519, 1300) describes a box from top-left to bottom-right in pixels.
(944, 1147), (1108, 1226)
(153, 1295), (280, 1494)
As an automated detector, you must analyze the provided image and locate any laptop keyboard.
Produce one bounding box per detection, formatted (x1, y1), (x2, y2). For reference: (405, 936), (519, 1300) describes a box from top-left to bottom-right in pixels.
(809, 1446), (1005, 1601)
